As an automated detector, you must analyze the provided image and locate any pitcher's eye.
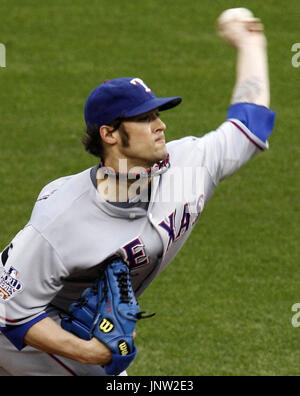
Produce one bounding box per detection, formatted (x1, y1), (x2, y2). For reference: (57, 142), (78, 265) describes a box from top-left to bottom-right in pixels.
(137, 112), (160, 123)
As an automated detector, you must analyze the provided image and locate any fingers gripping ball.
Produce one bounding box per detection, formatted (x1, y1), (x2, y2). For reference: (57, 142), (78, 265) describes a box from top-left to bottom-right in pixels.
(218, 8), (255, 24)
(61, 259), (142, 375)
(217, 8), (264, 47)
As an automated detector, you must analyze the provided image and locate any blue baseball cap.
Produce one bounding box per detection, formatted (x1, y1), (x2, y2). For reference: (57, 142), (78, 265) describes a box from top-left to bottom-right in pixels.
(84, 77), (182, 127)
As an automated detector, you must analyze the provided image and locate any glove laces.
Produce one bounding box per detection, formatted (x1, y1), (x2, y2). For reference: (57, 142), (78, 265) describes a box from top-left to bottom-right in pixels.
(117, 270), (156, 320)
(117, 271), (132, 303)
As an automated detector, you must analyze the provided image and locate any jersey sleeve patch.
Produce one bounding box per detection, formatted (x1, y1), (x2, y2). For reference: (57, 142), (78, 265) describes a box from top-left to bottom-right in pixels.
(227, 102), (276, 149)
(0, 266), (24, 301)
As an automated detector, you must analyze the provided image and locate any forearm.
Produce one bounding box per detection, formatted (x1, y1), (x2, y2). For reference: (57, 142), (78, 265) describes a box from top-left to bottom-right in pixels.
(24, 317), (112, 365)
(232, 37), (270, 107)
(217, 8), (270, 108)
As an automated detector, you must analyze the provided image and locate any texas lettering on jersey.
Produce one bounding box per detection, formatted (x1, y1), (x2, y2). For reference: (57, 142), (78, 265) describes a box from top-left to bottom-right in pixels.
(159, 196), (204, 251)
(122, 196), (204, 268)
(122, 238), (149, 268)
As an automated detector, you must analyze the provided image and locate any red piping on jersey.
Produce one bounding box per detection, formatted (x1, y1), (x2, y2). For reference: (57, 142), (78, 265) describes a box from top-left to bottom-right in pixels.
(0, 315), (28, 324)
(229, 120), (263, 151)
(98, 154), (170, 177)
(48, 354), (77, 376)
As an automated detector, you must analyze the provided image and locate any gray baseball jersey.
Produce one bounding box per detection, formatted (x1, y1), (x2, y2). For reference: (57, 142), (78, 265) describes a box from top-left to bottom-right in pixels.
(0, 103), (275, 375)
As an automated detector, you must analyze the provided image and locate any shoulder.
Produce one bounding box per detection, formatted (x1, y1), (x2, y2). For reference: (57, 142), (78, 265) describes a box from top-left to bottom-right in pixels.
(166, 122), (236, 154)
(36, 175), (73, 201)
(30, 167), (94, 231)
(165, 124), (231, 165)
(166, 136), (199, 156)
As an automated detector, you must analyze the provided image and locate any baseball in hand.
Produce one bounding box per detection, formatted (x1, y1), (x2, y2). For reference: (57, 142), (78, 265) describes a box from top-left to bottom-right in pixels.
(217, 8), (265, 48)
(218, 8), (255, 24)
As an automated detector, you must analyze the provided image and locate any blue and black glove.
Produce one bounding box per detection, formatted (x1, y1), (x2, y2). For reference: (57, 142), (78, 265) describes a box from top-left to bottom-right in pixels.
(61, 258), (150, 375)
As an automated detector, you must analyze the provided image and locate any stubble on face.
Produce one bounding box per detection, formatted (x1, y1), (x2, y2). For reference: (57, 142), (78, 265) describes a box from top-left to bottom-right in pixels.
(117, 111), (167, 169)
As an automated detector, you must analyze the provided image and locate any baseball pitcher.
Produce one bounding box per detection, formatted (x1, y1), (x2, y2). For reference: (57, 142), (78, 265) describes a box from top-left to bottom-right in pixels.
(0, 9), (276, 376)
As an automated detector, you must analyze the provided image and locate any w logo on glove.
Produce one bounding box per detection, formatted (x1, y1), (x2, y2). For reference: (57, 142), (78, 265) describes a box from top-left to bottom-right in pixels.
(118, 341), (129, 356)
(99, 318), (114, 333)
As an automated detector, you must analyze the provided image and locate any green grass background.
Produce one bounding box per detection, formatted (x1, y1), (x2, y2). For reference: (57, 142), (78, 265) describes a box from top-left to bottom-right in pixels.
(0, 0), (299, 376)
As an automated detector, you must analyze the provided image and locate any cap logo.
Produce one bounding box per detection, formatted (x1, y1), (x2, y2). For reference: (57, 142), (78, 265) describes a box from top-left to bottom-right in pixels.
(130, 78), (152, 93)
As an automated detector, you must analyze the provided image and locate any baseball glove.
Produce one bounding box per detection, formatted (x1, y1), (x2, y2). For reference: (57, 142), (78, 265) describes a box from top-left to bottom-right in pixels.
(61, 258), (148, 375)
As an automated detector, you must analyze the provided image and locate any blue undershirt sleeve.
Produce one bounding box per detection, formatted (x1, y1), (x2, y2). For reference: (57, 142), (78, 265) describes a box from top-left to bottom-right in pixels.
(0, 312), (48, 351)
(227, 102), (276, 143)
